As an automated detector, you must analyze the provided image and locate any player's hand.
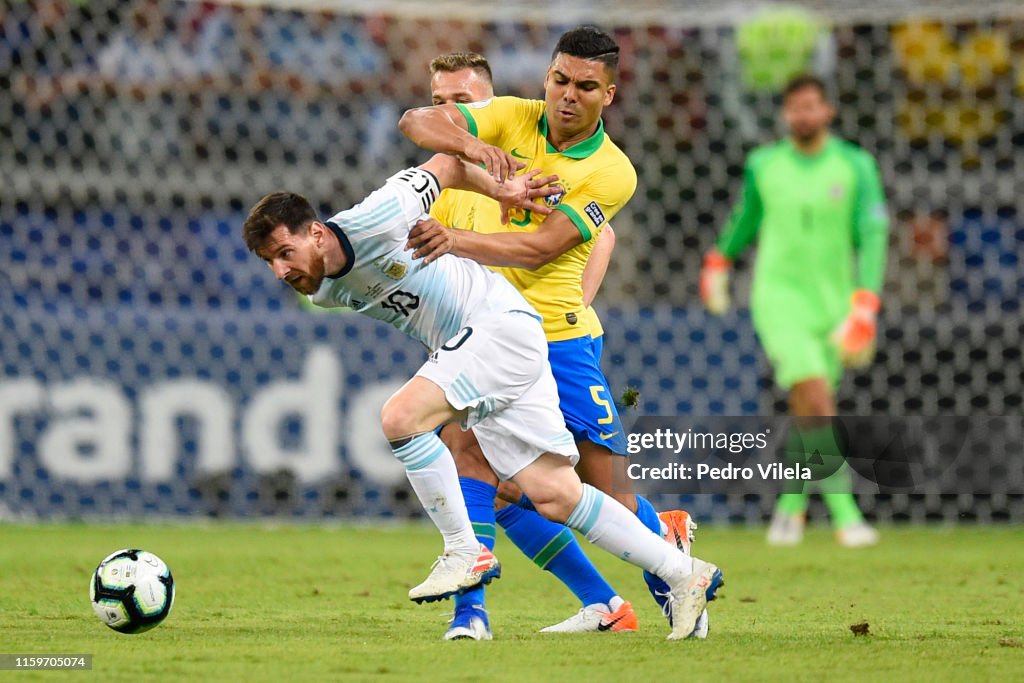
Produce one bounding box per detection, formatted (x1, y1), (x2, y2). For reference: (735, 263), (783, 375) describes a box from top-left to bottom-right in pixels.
(463, 138), (524, 182)
(495, 169), (560, 225)
(830, 289), (880, 368)
(408, 217), (457, 264)
(699, 250), (732, 315)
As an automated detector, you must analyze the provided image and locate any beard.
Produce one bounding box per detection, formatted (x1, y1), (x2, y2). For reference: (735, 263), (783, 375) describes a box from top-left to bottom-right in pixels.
(286, 260), (326, 295)
(289, 276), (320, 295)
(792, 125), (824, 145)
(292, 274), (326, 295)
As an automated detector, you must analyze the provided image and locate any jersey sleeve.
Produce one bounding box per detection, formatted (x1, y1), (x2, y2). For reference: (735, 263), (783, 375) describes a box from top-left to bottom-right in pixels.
(386, 167), (442, 218)
(455, 96), (540, 148)
(554, 161), (637, 242)
(716, 157), (764, 259)
(329, 167), (441, 242)
(851, 151), (889, 293)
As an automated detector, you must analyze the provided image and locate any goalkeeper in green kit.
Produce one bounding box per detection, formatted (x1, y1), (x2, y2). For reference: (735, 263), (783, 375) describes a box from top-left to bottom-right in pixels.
(700, 75), (889, 547)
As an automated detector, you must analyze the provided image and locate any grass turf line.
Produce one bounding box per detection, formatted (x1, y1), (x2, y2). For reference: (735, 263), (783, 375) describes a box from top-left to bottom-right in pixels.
(1, 524), (1021, 682)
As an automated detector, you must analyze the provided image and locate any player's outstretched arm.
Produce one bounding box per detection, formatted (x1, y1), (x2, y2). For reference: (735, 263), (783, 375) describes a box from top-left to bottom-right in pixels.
(831, 151), (889, 368)
(700, 159), (764, 315)
(582, 225), (615, 307)
(852, 152), (890, 296)
(408, 211), (584, 270)
(419, 154), (559, 217)
(399, 104), (520, 181)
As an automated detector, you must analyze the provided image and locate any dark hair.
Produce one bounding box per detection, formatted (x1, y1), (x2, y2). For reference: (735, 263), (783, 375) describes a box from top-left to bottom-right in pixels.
(429, 51), (493, 84)
(783, 74), (829, 101)
(552, 25), (619, 78)
(243, 191), (318, 252)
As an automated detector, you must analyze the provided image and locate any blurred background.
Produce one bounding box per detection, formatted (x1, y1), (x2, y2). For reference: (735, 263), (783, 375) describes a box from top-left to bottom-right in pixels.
(1, 0), (1021, 523)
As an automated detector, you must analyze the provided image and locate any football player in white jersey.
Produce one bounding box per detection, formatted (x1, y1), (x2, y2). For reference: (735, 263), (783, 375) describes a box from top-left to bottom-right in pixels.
(243, 153), (722, 640)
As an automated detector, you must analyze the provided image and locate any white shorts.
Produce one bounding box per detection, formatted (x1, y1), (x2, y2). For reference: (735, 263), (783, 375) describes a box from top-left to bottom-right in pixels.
(416, 310), (579, 480)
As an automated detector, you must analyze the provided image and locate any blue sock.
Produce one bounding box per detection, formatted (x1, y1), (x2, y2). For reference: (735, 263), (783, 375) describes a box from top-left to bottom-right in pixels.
(635, 495), (662, 535)
(496, 503), (616, 608)
(517, 493), (536, 512)
(453, 477), (496, 611)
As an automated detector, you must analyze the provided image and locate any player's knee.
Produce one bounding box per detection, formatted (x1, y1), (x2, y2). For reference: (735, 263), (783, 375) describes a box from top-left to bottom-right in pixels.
(522, 478), (580, 524)
(531, 496), (574, 525)
(794, 395), (832, 418)
(807, 395), (833, 416)
(379, 396), (417, 441)
(790, 379), (835, 416)
(496, 481), (523, 506)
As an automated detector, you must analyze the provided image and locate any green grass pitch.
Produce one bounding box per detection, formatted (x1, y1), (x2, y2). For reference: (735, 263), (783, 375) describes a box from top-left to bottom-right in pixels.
(1, 523), (1021, 682)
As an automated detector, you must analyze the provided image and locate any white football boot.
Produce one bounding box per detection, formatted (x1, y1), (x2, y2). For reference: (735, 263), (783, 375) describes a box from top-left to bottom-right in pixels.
(766, 511), (806, 546)
(539, 599), (638, 633)
(408, 544), (501, 604)
(836, 521), (880, 548)
(664, 558), (724, 641)
(660, 510), (710, 638)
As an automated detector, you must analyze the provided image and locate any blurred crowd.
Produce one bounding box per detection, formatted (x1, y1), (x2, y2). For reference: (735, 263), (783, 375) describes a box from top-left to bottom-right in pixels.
(5, 2), (1022, 162)
(1, 0), (1021, 315)
(2, 0), (595, 166)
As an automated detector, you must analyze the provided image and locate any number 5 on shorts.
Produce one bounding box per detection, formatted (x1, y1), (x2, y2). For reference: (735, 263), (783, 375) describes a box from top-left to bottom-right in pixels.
(589, 385), (615, 425)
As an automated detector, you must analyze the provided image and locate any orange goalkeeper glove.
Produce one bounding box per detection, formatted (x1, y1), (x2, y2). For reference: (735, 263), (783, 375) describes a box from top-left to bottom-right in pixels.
(699, 250), (732, 315)
(830, 289), (881, 368)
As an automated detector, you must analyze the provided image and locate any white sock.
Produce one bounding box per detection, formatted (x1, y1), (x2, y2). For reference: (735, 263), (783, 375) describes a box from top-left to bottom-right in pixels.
(392, 432), (478, 555)
(565, 484), (693, 584)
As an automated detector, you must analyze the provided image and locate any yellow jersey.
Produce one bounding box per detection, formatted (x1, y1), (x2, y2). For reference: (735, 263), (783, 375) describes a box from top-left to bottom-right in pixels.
(432, 96), (636, 341)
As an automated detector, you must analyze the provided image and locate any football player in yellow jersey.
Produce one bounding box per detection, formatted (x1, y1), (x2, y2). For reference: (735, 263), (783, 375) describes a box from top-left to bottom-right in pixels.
(402, 27), (718, 634)
(428, 54), (616, 339)
(426, 51), (637, 639)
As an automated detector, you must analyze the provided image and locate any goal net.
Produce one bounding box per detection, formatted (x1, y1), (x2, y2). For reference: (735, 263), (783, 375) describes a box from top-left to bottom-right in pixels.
(1, 0), (1020, 522)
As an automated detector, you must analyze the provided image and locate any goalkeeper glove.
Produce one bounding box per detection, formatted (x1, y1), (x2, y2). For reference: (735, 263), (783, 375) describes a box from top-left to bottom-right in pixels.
(699, 250), (732, 315)
(830, 289), (881, 368)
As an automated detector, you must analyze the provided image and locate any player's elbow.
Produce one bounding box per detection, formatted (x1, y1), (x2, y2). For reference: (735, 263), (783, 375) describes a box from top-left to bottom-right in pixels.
(398, 107), (425, 141)
(522, 257), (550, 271)
(421, 153), (460, 188)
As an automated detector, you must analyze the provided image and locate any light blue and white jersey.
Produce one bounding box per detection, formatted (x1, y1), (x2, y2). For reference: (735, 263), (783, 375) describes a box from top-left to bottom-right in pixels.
(309, 168), (537, 351)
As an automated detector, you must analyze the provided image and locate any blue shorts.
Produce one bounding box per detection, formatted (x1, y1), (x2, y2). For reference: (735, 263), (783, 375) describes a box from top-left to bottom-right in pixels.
(547, 335), (628, 455)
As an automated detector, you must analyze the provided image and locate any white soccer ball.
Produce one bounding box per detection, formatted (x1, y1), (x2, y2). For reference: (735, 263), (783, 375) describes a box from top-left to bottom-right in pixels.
(89, 549), (175, 634)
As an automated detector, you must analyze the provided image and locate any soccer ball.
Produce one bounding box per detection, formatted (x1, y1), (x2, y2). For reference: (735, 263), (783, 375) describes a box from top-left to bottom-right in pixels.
(89, 549), (175, 634)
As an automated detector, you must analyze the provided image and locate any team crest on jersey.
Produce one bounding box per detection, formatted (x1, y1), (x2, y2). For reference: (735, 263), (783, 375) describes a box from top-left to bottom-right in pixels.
(374, 256), (408, 280)
(385, 261), (407, 279)
(544, 184), (566, 208)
